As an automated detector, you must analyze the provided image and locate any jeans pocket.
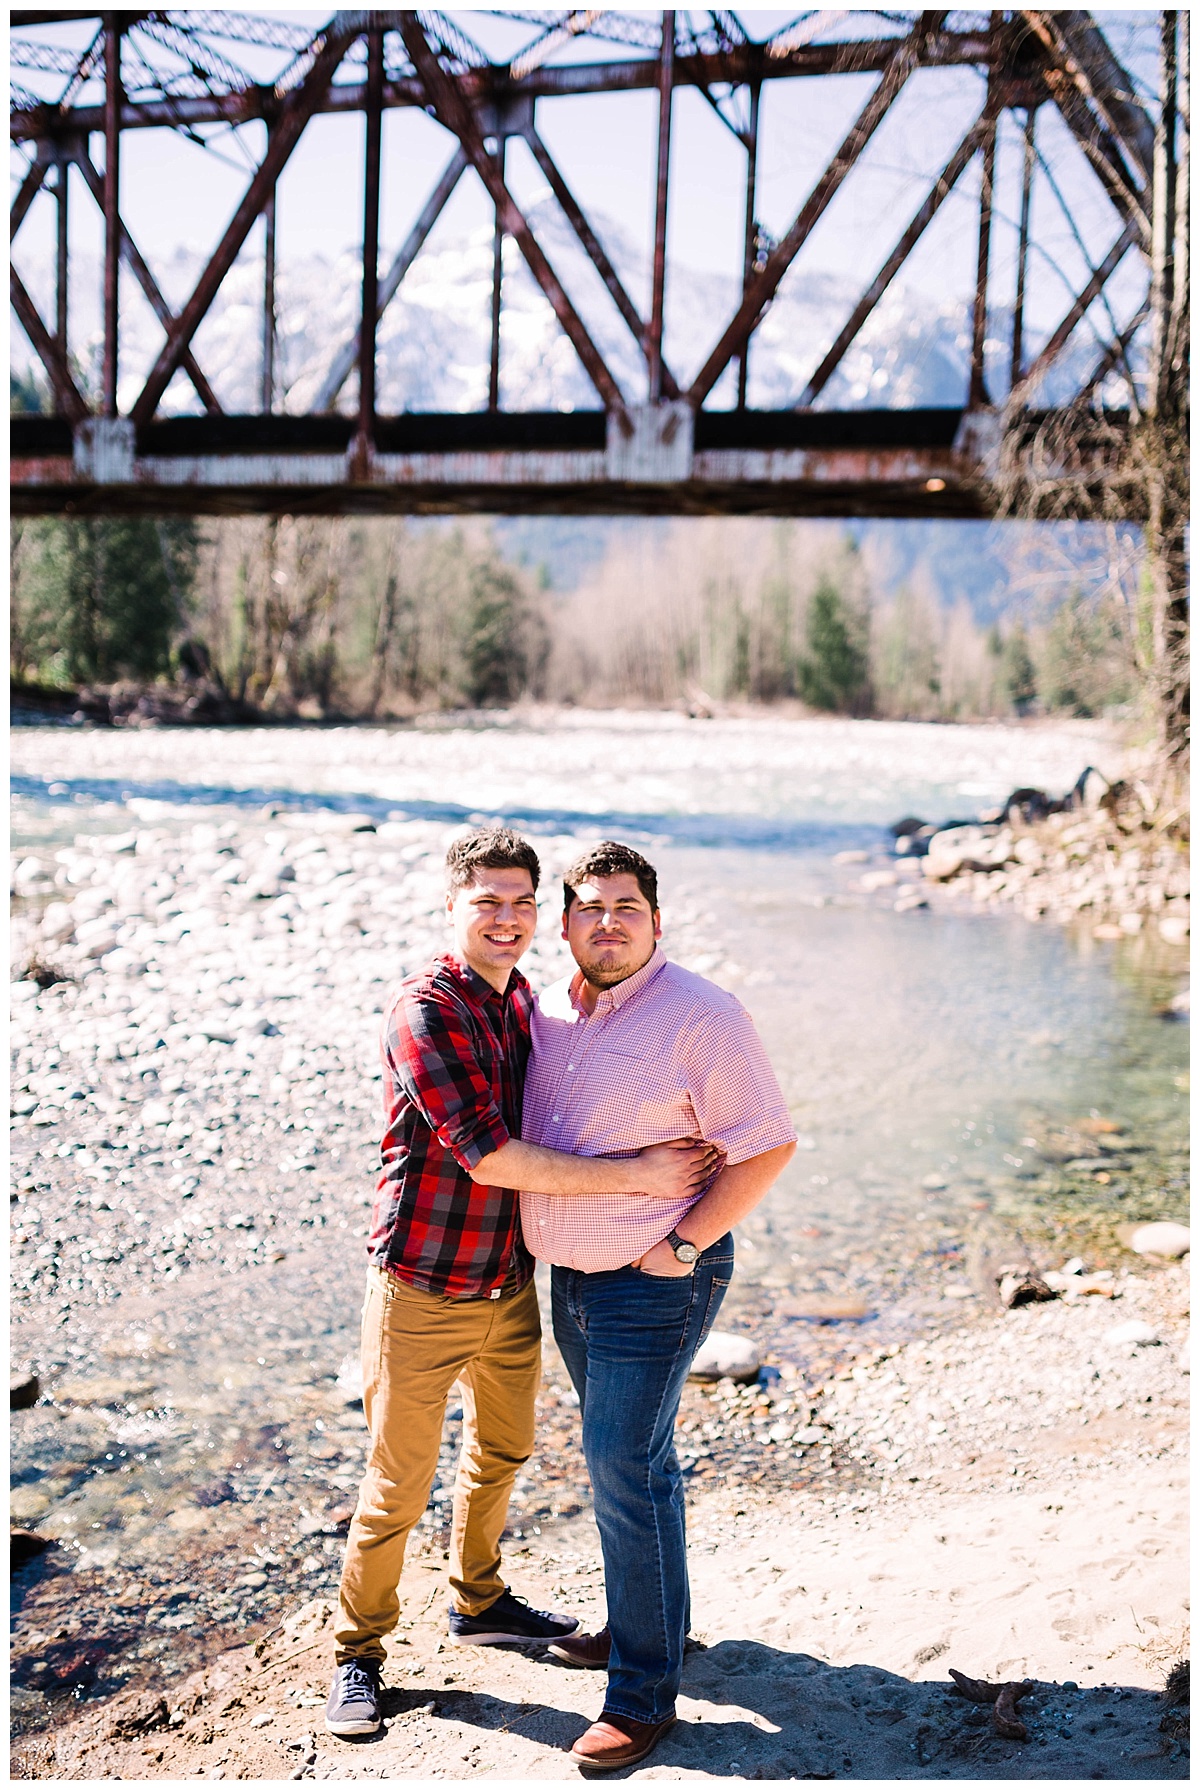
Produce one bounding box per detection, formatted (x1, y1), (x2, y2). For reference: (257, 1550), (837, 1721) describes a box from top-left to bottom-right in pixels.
(698, 1271), (732, 1346)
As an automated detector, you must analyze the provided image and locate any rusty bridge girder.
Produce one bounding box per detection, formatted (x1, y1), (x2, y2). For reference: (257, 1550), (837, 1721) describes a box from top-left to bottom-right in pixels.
(9, 8), (1168, 518)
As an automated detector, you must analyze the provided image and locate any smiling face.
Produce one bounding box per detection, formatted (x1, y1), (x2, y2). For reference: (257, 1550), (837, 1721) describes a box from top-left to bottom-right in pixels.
(447, 866), (539, 992)
(563, 872), (661, 991)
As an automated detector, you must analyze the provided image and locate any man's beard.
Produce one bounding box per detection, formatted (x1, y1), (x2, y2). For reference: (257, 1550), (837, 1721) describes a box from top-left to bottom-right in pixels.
(577, 944), (653, 989)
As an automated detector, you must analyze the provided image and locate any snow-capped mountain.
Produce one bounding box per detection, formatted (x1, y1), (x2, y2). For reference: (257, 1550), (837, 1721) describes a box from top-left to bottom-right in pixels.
(13, 187), (1131, 417)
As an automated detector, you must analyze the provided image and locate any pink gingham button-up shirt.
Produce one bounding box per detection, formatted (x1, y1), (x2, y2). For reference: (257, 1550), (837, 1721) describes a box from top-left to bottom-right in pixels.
(521, 947), (795, 1272)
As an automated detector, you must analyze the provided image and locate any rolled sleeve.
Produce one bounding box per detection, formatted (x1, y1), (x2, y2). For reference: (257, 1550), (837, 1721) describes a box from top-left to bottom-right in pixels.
(688, 1006), (796, 1166)
(434, 1107), (510, 1173)
(390, 989), (512, 1175)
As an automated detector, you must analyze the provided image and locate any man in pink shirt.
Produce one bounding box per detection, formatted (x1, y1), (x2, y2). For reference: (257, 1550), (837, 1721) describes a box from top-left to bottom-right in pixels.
(522, 842), (796, 1772)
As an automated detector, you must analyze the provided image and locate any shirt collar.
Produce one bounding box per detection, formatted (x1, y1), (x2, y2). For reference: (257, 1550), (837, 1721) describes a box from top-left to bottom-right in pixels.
(439, 951), (526, 1005)
(570, 944), (666, 1016)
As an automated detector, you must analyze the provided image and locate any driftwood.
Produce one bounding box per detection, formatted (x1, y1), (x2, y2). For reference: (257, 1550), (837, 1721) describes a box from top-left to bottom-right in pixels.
(949, 1669), (1034, 1741)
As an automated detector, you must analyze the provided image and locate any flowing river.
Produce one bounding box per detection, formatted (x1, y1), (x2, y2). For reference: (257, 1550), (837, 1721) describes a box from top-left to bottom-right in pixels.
(9, 712), (1189, 1739)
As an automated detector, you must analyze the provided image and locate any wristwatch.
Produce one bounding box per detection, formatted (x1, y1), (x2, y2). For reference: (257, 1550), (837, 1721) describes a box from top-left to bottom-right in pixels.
(666, 1229), (700, 1266)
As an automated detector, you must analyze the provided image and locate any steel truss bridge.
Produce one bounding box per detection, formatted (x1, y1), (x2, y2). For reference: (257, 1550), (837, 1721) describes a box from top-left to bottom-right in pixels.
(9, 9), (1167, 518)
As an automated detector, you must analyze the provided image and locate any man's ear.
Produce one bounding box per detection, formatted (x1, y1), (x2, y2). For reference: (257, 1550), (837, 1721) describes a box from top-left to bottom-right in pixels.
(653, 908), (662, 940)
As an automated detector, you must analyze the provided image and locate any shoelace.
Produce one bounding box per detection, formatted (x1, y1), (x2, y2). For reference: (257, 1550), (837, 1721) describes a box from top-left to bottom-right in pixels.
(499, 1592), (554, 1620)
(339, 1661), (378, 1697)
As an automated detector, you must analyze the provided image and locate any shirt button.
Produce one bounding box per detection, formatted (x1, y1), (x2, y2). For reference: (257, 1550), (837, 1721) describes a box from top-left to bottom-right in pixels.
(552, 1115), (560, 1123)
(567, 1064), (574, 1071)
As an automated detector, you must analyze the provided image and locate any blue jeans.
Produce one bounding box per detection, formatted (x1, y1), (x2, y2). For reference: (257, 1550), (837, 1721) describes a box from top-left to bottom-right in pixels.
(551, 1235), (734, 1724)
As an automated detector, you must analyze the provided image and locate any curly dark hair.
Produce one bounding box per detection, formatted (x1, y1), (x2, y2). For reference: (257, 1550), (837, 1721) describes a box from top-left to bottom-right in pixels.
(562, 841), (658, 913)
(445, 827), (541, 896)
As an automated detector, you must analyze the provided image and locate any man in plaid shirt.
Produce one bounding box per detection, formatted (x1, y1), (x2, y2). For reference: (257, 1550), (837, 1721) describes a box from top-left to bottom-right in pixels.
(327, 827), (714, 1738)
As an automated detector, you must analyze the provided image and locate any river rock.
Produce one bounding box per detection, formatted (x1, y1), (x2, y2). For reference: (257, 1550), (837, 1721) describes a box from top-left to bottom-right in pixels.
(1126, 1222), (1190, 1259)
(923, 825), (1011, 882)
(778, 1294), (871, 1320)
(40, 902), (76, 942)
(997, 1268), (1058, 1308)
(105, 1691), (170, 1739)
(689, 1332), (761, 1383)
(1103, 1319), (1161, 1348)
(12, 856), (48, 890)
(1000, 786), (1057, 824)
(335, 1355), (364, 1407)
(11, 1529), (52, 1568)
(10, 1373), (39, 1410)
(1072, 766), (1110, 809)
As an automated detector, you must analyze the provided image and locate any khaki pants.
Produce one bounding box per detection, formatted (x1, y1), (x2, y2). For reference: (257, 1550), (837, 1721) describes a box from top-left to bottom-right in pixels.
(334, 1265), (541, 1664)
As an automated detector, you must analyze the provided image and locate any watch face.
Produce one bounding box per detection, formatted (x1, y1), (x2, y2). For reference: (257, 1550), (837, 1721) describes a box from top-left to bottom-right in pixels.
(674, 1238), (700, 1263)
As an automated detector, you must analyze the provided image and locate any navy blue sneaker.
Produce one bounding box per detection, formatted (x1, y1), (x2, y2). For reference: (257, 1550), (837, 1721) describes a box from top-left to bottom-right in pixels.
(448, 1588), (579, 1645)
(325, 1658), (382, 1736)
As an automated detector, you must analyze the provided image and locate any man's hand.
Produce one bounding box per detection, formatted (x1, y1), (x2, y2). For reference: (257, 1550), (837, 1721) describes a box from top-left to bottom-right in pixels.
(635, 1137), (721, 1198)
(632, 1235), (696, 1277)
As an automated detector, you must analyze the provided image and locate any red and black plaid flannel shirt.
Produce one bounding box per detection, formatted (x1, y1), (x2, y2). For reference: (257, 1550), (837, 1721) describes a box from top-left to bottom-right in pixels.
(368, 952), (534, 1299)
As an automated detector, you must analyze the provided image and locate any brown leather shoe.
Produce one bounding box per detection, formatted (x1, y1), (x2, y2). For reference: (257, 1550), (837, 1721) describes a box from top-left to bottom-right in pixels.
(570, 1711), (676, 1771)
(548, 1624), (611, 1668)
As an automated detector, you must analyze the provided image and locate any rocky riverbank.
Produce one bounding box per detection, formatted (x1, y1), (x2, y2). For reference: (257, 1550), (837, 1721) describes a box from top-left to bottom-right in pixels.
(9, 714), (1190, 1779)
(884, 763), (1190, 948)
(11, 677), (268, 731)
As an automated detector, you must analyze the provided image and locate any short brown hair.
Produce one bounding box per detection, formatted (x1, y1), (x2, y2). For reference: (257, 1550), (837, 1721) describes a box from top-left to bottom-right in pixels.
(446, 827), (541, 897)
(563, 841), (658, 913)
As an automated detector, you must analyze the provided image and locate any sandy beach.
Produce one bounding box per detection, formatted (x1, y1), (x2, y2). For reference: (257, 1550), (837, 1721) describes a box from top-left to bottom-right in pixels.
(24, 1265), (1190, 1781)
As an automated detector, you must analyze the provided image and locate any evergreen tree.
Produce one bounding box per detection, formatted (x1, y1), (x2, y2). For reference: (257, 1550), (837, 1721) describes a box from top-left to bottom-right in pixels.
(12, 518), (195, 682)
(797, 575), (871, 713)
(463, 551), (535, 705)
(1000, 622), (1038, 714)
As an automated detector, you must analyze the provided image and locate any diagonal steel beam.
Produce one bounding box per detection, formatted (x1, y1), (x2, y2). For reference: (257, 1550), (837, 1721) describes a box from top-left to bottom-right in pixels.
(1060, 11), (1160, 179)
(520, 122), (680, 398)
(687, 13), (945, 407)
(314, 144), (469, 412)
(1079, 296), (1149, 406)
(131, 19), (356, 427)
(1009, 217), (1137, 405)
(10, 151), (49, 242)
(399, 12), (628, 415)
(1021, 11), (1150, 245)
(72, 144), (222, 414)
(796, 103), (995, 408)
(10, 264), (88, 422)
(1027, 10), (1155, 185)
